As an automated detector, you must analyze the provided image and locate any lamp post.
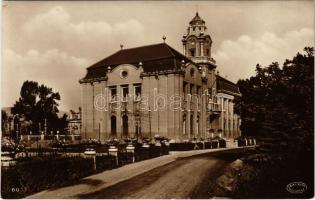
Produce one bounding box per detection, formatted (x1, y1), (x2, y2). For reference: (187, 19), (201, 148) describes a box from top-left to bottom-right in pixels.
(44, 118), (47, 135)
(12, 115), (19, 142)
(149, 106), (152, 140)
(98, 122), (101, 142)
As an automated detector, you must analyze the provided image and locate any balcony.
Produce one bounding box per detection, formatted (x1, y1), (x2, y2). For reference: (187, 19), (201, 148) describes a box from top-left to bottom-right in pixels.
(207, 102), (222, 113)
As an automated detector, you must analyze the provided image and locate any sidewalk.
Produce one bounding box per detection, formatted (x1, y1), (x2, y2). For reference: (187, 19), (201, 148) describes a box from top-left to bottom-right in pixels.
(27, 147), (244, 199)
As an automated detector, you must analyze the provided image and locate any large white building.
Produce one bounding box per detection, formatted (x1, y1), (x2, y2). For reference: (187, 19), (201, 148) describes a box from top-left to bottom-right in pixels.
(79, 12), (241, 142)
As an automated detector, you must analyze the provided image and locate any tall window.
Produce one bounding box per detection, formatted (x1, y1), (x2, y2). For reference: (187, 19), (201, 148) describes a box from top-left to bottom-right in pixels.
(196, 116), (200, 137)
(183, 114), (186, 135)
(134, 84), (141, 100)
(183, 81), (187, 100)
(187, 38), (196, 57)
(111, 115), (117, 136)
(190, 115), (194, 137)
(189, 49), (195, 57)
(206, 49), (210, 56)
(197, 86), (201, 96)
(110, 86), (117, 101)
(121, 85), (129, 100)
(122, 115), (128, 136)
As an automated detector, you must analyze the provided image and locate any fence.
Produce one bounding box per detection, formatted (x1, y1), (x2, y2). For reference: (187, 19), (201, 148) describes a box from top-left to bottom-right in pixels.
(20, 134), (81, 141)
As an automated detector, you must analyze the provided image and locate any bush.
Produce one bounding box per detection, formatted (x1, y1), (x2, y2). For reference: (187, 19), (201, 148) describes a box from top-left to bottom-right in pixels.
(1, 156), (95, 199)
(95, 155), (117, 171)
(219, 139), (226, 148)
(169, 143), (195, 151)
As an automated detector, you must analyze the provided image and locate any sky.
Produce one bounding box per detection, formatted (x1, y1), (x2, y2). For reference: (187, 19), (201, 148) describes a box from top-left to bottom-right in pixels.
(2, 1), (314, 111)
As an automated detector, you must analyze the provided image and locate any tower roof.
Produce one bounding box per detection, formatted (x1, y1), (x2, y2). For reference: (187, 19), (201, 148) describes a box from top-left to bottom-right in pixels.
(189, 12), (205, 25)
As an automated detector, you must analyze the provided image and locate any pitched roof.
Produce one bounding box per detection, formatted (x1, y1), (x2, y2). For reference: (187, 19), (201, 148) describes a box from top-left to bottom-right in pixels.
(216, 75), (241, 96)
(81, 43), (192, 81)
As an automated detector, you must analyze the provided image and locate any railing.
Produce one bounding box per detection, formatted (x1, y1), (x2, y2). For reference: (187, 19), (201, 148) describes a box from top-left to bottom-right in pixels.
(207, 102), (222, 112)
(20, 134), (81, 141)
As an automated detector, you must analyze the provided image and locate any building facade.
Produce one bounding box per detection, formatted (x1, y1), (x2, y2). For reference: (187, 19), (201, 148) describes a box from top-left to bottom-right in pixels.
(79, 12), (241, 142)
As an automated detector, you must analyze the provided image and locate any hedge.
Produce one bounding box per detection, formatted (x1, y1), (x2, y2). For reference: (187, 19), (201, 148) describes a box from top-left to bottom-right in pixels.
(1, 143), (169, 198)
(1, 155), (117, 199)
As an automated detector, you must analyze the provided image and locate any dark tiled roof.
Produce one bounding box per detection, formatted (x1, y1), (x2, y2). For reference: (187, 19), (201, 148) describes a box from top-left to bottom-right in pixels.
(216, 75), (241, 96)
(81, 43), (192, 81)
(189, 12), (205, 25)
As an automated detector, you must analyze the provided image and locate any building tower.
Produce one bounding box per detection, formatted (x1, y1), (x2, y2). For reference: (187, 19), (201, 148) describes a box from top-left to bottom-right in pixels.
(182, 12), (216, 69)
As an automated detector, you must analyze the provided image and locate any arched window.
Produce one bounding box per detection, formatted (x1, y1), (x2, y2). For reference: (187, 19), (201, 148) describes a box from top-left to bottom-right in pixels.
(196, 116), (200, 137)
(122, 115), (128, 136)
(111, 115), (117, 136)
(190, 115), (194, 137)
(183, 114), (186, 135)
(189, 49), (195, 57)
(187, 38), (196, 57)
(204, 38), (211, 57)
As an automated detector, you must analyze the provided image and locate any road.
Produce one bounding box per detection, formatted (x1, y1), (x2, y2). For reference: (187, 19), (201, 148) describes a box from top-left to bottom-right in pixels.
(28, 148), (249, 199)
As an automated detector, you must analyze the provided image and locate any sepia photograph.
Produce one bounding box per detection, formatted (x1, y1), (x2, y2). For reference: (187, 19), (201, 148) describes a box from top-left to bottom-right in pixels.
(1, 1), (314, 199)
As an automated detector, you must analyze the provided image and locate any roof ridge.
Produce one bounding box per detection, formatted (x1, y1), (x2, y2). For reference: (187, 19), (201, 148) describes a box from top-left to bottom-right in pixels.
(87, 50), (121, 69)
(120, 43), (165, 51)
(88, 56), (177, 69)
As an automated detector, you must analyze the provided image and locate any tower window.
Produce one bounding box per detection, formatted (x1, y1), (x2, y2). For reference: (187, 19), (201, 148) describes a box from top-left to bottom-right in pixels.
(206, 49), (210, 56)
(189, 49), (195, 57)
(190, 68), (195, 77)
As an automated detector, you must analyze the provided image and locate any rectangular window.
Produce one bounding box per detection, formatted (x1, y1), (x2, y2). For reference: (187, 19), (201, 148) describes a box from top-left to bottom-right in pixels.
(121, 85), (129, 98)
(134, 84), (141, 101)
(110, 86), (117, 101)
(197, 86), (201, 95)
(134, 84), (141, 96)
(183, 81), (187, 100)
(190, 84), (194, 94)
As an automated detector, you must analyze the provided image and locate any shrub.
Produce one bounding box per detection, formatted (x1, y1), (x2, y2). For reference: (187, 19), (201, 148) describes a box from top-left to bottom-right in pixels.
(95, 155), (117, 171)
(1, 156), (94, 199)
(169, 143), (195, 151)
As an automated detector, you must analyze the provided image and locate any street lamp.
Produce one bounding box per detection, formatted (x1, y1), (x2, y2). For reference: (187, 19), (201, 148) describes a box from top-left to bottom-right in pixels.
(12, 114), (20, 142)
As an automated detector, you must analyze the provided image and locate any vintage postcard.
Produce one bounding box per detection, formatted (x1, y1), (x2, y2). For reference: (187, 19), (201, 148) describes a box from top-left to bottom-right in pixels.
(1, 1), (314, 199)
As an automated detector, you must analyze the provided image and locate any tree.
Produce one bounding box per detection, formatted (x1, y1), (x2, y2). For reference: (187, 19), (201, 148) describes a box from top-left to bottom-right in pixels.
(235, 47), (314, 154)
(11, 81), (68, 134)
(1, 110), (8, 135)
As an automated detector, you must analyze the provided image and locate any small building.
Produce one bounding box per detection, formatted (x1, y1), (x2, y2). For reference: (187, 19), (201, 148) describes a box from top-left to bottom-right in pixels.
(68, 109), (82, 135)
(79, 12), (241, 142)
